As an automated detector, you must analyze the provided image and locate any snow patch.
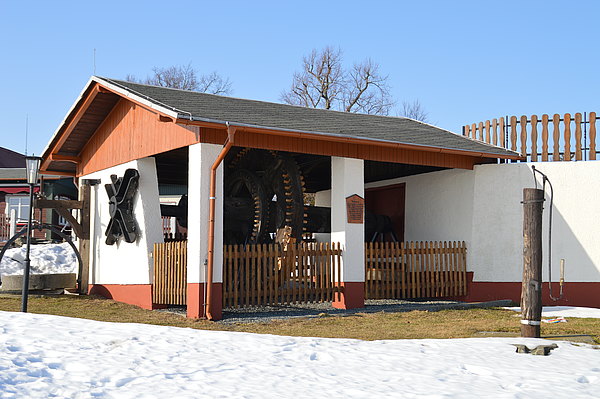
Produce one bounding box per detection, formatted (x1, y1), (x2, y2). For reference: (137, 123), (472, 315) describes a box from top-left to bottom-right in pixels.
(505, 306), (600, 318)
(0, 243), (78, 276)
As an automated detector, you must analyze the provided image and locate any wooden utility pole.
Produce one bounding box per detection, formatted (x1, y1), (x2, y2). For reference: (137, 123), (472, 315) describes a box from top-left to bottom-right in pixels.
(521, 188), (544, 337)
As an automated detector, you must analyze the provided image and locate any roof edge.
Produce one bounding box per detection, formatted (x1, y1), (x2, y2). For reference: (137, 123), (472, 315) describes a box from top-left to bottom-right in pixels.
(177, 116), (522, 160)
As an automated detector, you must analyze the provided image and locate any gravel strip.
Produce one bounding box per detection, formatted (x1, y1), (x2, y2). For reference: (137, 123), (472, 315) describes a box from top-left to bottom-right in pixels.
(159, 299), (514, 324)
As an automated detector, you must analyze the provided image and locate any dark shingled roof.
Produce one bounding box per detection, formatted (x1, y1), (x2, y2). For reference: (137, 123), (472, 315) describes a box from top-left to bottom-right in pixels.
(101, 78), (517, 158)
(0, 147), (25, 168)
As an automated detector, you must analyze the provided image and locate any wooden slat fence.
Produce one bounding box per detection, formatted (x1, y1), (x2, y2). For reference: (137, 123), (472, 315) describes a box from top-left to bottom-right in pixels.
(153, 240), (187, 305)
(365, 241), (467, 300)
(223, 242), (343, 308)
(463, 112), (597, 162)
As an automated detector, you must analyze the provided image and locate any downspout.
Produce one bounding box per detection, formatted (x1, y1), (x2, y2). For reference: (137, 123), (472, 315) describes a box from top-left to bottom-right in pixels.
(205, 122), (236, 320)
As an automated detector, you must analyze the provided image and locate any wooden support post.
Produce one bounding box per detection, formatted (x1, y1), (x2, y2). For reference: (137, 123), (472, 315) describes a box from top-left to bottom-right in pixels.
(521, 188), (544, 338)
(78, 180), (94, 295)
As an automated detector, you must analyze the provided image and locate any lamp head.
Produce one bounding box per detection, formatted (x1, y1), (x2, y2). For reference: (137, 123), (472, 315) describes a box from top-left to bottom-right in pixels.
(25, 156), (42, 185)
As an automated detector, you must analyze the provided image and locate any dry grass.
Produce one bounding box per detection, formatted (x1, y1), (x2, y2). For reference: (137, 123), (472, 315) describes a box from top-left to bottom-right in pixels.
(0, 294), (598, 343)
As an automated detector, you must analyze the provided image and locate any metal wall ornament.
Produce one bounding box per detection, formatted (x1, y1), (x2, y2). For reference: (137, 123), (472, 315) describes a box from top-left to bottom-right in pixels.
(104, 169), (140, 245)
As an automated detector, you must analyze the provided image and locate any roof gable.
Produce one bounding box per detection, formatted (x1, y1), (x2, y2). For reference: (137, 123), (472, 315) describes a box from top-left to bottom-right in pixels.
(102, 78), (516, 158)
(41, 77), (520, 176)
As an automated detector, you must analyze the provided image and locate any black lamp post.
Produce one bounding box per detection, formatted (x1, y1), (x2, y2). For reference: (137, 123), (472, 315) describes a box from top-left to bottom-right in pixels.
(22, 155), (42, 313)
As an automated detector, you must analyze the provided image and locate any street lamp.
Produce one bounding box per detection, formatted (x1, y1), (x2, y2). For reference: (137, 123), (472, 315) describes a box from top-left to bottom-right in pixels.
(22, 155), (42, 313)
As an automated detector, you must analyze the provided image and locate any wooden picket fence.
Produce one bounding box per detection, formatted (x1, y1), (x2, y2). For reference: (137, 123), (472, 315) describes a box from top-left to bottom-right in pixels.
(223, 242), (343, 308)
(153, 240), (187, 305)
(463, 113), (597, 162)
(365, 241), (467, 300)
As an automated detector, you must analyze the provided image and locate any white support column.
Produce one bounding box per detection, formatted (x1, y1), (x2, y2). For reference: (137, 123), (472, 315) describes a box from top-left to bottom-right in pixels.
(331, 156), (365, 308)
(187, 142), (224, 318)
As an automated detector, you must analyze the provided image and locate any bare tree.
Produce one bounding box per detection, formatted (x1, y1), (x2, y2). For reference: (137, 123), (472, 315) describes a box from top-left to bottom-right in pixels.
(126, 64), (232, 95)
(196, 71), (233, 95)
(281, 47), (394, 115)
(400, 99), (429, 122)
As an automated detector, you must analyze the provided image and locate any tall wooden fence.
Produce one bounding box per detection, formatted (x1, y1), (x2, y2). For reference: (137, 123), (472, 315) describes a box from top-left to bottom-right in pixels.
(365, 241), (467, 300)
(223, 242), (343, 308)
(153, 240), (187, 305)
(463, 113), (597, 162)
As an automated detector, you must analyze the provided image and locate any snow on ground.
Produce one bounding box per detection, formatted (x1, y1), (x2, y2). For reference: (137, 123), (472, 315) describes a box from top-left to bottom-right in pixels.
(0, 312), (598, 399)
(0, 243), (77, 276)
(504, 306), (600, 319)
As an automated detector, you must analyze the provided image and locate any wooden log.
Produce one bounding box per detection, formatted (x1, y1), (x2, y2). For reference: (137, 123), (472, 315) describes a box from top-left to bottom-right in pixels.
(492, 118), (498, 146)
(530, 115), (538, 162)
(478, 122), (484, 141)
(458, 241), (467, 296)
(520, 115), (528, 158)
(400, 242), (406, 298)
(453, 241), (460, 296)
(233, 245), (239, 308)
(521, 188), (544, 338)
(471, 123), (477, 141)
(564, 113), (572, 161)
(485, 120), (491, 143)
(575, 113), (582, 161)
(591, 112), (597, 160)
(541, 114), (549, 161)
(552, 114), (561, 161)
(510, 116), (518, 152)
(336, 242), (342, 302)
(499, 117), (506, 148)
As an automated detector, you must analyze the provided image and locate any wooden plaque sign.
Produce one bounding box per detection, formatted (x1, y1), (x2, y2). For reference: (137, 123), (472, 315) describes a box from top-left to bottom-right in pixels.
(346, 194), (364, 224)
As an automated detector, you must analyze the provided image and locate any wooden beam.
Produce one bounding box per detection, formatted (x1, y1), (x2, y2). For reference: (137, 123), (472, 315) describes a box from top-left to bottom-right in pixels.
(34, 199), (84, 210)
(39, 169), (77, 177)
(33, 198), (85, 239)
(54, 208), (83, 238)
(41, 85), (102, 171)
(159, 115), (174, 123)
(49, 154), (81, 163)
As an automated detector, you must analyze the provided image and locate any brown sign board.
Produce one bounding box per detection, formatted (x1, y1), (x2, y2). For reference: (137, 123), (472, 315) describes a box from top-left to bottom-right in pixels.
(346, 194), (364, 224)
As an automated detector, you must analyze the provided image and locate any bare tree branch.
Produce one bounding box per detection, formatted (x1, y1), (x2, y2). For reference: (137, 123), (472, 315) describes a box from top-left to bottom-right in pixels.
(126, 64), (233, 95)
(400, 99), (429, 122)
(197, 71), (233, 95)
(281, 47), (394, 115)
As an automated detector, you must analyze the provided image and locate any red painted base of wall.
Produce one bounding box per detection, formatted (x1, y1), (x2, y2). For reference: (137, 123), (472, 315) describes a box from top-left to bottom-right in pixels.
(448, 272), (600, 308)
(89, 284), (156, 310)
(333, 282), (365, 309)
(186, 283), (223, 320)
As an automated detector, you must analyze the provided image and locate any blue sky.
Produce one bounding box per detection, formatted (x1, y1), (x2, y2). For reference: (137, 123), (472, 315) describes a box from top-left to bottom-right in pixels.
(1, 0), (598, 155)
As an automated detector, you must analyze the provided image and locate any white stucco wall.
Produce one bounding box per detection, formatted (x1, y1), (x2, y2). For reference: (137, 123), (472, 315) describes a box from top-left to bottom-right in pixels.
(365, 168), (475, 243)
(365, 161), (600, 283)
(471, 161), (600, 282)
(85, 158), (163, 285)
(187, 143), (224, 284)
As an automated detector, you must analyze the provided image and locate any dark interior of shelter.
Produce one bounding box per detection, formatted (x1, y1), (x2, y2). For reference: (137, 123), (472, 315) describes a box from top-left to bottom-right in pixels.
(155, 147), (447, 245)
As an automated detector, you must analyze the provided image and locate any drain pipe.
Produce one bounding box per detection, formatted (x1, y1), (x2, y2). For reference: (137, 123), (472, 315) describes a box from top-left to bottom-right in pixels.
(205, 122), (236, 320)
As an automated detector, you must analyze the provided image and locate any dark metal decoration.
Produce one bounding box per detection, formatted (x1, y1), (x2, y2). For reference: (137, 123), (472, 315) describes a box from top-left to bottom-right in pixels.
(105, 169), (139, 245)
